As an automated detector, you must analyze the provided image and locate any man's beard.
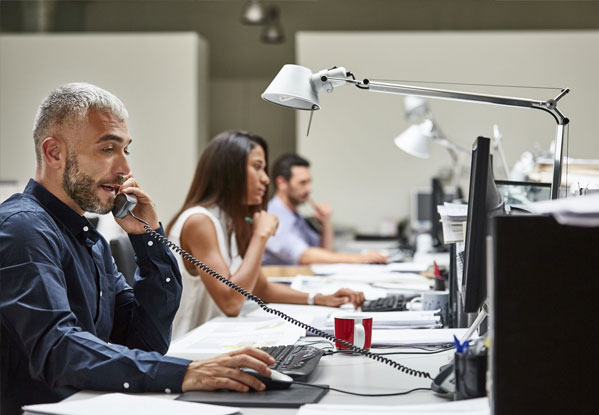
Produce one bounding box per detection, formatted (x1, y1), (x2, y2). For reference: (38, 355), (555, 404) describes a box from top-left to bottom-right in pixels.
(62, 153), (116, 214)
(288, 192), (308, 207)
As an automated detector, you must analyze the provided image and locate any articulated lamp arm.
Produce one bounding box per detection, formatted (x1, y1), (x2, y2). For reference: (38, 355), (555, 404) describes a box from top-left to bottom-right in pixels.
(262, 65), (570, 199)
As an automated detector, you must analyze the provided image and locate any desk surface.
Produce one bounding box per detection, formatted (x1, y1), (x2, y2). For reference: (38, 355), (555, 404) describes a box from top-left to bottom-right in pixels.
(262, 265), (313, 277)
(68, 340), (453, 413)
(65, 261), (458, 413)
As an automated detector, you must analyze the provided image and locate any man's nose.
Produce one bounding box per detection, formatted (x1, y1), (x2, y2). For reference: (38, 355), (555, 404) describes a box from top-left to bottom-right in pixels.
(115, 152), (130, 177)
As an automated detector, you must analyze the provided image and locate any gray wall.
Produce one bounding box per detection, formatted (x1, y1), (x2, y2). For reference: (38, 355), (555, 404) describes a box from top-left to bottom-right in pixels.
(0, 33), (207, 223)
(297, 31), (599, 233)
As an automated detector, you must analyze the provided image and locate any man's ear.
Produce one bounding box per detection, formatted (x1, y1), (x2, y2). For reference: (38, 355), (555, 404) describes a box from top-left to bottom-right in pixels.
(275, 176), (287, 191)
(41, 137), (66, 170)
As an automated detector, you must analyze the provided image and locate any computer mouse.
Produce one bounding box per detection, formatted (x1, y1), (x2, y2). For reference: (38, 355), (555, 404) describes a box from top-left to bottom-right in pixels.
(241, 368), (294, 390)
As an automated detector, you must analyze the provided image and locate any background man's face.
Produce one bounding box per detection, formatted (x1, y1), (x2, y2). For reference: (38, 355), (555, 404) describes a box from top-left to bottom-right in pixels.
(286, 166), (312, 206)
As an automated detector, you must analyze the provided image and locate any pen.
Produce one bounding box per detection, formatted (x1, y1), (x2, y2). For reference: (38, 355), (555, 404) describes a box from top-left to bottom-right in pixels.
(244, 216), (254, 224)
(433, 261), (441, 279)
(453, 335), (462, 353)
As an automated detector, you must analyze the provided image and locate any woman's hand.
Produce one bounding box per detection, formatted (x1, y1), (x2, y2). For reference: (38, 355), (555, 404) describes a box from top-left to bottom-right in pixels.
(314, 288), (365, 309)
(252, 210), (279, 239)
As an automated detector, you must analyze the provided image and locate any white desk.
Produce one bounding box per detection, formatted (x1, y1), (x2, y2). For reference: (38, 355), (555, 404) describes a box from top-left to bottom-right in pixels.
(64, 269), (464, 413)
(67, 343), (454, 414)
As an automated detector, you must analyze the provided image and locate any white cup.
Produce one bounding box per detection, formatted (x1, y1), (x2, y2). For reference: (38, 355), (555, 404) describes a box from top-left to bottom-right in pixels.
(408, 290), (449, 324)
(416, 233), (433, 254)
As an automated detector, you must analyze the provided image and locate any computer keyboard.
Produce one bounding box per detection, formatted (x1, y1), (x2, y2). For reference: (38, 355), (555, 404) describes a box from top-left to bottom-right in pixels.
(259, 344), (324, 381)
(361, 294), (410, 312)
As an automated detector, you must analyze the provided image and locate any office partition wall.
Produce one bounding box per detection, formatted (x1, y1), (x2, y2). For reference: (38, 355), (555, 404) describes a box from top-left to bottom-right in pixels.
(0, 33), (208, 222)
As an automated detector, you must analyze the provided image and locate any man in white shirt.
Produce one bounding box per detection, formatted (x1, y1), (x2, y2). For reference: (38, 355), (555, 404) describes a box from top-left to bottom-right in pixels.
(263, 154), (387, 265)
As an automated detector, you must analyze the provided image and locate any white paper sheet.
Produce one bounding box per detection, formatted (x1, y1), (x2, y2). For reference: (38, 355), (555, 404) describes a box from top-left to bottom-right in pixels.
(22, 393), (239, 415)
(297, 397), (489, 415)
(528, 194), (599, 226)
(290, 276), (388, 300)
(325, 310), (441, 327)
(326, 272), (430, 284)
(370, 328), (471, 347)
(168, 316), (304, 356)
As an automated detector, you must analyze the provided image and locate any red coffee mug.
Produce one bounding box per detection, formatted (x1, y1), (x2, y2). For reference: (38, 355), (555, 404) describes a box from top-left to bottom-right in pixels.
(334, 315), (373, 351)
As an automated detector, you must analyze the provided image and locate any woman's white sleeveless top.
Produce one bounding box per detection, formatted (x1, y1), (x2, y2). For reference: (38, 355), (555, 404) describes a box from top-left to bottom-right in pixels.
(170, 205), (242, 339)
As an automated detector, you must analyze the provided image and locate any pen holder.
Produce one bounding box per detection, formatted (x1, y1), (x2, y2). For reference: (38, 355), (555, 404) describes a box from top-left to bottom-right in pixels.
(454, 350), (487, 400)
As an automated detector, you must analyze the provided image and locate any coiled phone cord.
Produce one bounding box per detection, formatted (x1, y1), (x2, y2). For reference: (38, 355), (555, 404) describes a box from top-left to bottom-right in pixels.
(130, 212), (432, 380)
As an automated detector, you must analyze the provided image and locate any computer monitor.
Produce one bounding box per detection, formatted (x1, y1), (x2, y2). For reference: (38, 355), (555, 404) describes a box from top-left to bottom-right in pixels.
(410, 188), (432, 232)
(462, 136), (504, 313)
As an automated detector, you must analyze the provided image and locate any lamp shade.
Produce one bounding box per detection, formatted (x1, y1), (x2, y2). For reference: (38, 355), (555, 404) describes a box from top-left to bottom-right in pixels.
(404, 96), (429, 121)
(241, 0), (266, 24)
(261, 64), (320, 110)
(394, 119), (434, 159)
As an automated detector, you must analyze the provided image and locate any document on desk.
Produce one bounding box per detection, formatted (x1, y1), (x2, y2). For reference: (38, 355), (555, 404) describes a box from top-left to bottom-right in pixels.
(168, 316), (304, 357)
(290, 276), (388, 300)
(319, 311), (442, 330)
(22, 393), (239, 415)
(371, 328), (471, 347)
(248, 303), (334, 326)
(327, 271), (431, 285)
(311, 263), (429, 275)
(297, 397), (489, 415)
(528, 193), (599, 227)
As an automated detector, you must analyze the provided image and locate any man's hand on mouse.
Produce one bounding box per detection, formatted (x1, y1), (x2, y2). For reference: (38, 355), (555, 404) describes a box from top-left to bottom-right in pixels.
(181, 346), (274, 392)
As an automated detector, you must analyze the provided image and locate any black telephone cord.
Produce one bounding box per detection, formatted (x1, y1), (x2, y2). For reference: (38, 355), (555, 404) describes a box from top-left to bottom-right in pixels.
(131, 213), (432, 380)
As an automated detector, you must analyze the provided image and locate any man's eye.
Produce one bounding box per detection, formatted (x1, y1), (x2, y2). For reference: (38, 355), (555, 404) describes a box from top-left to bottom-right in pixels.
(102, 147), (113, 153)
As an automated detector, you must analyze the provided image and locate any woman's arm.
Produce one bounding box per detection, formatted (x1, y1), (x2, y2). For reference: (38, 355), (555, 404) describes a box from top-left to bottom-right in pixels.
(254, 272), (365, 309)
(180, 211), (277, 316)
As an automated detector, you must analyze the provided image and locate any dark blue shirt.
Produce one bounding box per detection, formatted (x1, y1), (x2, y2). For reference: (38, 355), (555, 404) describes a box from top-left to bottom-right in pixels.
(0, 180), (190, 414)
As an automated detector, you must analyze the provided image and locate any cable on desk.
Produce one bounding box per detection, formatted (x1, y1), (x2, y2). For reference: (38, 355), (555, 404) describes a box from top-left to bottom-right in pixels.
(133, 213), (433, 380)
(292, 381), (432, 397)
(325, 345), (455, 356)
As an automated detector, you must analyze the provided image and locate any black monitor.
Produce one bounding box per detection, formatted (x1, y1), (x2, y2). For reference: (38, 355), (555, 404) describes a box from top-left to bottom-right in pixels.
(462, 136), (505, 313)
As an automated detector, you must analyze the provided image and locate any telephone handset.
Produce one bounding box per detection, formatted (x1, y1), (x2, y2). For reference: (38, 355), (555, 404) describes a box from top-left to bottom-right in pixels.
(112, 193), (138, 219)
(110, 197), (432, 380)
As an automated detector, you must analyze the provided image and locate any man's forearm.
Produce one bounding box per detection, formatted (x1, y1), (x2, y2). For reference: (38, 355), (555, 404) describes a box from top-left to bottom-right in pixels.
(299, 247), (362, 265)
(320, 221), (335, 251)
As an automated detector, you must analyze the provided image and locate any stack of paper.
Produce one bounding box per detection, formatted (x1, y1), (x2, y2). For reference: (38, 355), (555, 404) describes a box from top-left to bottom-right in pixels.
(311, 262), (429, 275)
(371, 328), (472, 347)
(437, 203), (468, 243)
(319, 311), (442, 331)
(528, 193), (599, 227)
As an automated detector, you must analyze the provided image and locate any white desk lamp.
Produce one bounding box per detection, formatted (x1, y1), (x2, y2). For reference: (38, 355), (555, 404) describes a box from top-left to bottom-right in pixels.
(395, 96), (470, 162)
(261, 64), (569, 199)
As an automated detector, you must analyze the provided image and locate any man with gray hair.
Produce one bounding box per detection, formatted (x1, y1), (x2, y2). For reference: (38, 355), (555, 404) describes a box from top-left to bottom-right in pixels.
(0, 83), (274, 413)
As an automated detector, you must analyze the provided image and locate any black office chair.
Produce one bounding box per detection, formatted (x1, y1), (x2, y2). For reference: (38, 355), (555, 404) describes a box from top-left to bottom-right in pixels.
(109, 235), (137, 287)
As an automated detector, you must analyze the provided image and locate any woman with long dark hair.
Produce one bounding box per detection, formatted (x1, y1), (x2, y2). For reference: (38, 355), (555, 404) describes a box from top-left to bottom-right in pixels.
(167, 130), (364, 338)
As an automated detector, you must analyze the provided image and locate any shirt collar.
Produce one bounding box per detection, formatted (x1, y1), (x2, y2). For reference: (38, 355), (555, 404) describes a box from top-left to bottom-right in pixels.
(24, 179), (100, 244)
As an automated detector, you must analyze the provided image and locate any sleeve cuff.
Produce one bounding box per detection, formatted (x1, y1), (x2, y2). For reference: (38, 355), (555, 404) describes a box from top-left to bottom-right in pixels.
(142, 355), (191, 393)
(128, 224), (170, 262)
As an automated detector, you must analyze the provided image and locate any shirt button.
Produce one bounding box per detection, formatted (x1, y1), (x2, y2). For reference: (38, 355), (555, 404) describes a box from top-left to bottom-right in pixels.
(99, 290), (103, 297)
(164, 388), (172, 394)
(123, 382), (130, 389)
(83, 226), (89, 232)
(147, 241), (154, 246)
(165, 277), (171, 283)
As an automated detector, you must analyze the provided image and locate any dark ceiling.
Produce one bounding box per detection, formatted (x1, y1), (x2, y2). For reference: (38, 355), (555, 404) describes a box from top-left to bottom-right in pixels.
(2, 0), (599, 78)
